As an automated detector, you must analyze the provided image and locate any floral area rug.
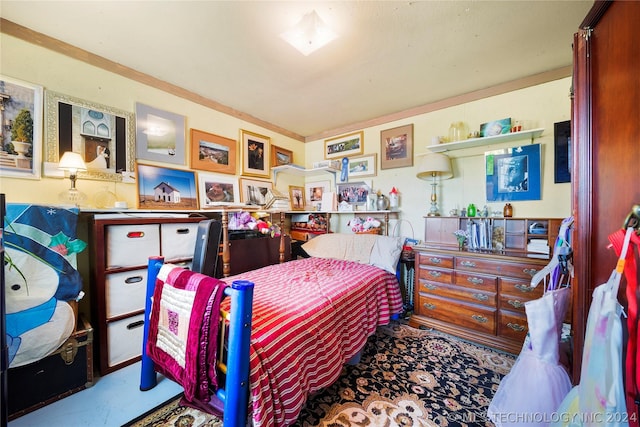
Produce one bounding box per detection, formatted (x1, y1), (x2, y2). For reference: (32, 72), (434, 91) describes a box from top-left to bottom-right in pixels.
(125, 322), (515, 427)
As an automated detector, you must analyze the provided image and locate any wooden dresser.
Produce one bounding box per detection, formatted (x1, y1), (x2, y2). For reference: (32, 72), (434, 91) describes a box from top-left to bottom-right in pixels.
(410, 247), (548, 354)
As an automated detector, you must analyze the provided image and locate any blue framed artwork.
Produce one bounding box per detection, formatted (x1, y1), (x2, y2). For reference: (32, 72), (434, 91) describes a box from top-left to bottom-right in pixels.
(485, 144), (541, 202)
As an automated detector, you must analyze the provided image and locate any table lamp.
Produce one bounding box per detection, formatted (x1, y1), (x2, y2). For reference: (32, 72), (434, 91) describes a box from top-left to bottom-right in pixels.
(416, 153), (453, 216)
(58, 151), (87, 206)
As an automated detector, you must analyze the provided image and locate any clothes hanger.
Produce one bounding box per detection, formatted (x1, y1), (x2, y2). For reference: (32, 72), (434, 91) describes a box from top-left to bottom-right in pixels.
(530, 216), (574, 290)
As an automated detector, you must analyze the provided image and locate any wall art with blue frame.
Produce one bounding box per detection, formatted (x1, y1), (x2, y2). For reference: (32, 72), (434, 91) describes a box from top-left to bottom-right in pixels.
(485, 143), (541, 202)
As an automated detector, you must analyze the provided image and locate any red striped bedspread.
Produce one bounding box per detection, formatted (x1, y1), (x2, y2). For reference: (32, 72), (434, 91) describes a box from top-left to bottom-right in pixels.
(220, 257), (403, 427)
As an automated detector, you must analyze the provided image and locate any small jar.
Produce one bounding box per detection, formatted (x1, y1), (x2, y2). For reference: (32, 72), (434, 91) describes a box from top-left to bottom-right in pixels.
(467, 203), (476, 217)
(503, 203), (513, 218)
(376, 193), (389, 210)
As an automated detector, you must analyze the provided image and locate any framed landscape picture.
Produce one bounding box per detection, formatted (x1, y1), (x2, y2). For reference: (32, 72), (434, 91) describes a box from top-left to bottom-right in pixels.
(271, 145), (293, 166)
(136, 163), (198, 210)
(347, 153), (377, 178)
(239, 177), (273, 206)
(135, 103), (186, 165)
(190, 128), (236, 175)
(325, 131), (363, 159)
(380, 124), (413, 169)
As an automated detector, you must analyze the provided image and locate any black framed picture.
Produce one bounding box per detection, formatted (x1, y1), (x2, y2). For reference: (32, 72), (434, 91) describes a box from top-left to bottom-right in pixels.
(554, 120), (571, 183)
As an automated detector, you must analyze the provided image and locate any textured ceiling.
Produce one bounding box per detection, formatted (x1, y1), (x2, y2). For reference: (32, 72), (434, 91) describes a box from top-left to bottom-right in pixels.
(1, 1), (593, 140)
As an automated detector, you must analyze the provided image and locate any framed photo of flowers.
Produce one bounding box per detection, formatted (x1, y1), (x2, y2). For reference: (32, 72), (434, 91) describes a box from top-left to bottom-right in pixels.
(190, 128), (236, 175)
(241, 129), (270, 178)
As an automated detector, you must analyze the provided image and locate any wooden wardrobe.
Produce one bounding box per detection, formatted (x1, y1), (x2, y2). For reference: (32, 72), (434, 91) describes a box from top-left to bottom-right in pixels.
(571, 0), (640, 383)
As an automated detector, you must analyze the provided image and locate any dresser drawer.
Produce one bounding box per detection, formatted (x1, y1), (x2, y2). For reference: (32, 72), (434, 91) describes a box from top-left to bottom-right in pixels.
(455, 256), (502, 274)
(106, 224), (160, 268)
(417, 252), (454, 269)
(497, 262), (542, 280)
(418, 266), (453, 284)
(498, 310), (529, 342)
(418, 280), (496, 307)
(499, 276), (544, 299)
(105, 269), (148, 318)
(417, 295), (496, 335)
(107, 313), (145, 367)
(161, 222), (200, 261)
(454, 271), (497, 292)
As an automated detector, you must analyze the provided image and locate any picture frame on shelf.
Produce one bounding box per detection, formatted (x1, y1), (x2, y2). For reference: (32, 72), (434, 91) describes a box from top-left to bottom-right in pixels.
(135, 102), (186, 165)
(305, 180), (331, 209)
(325, 131), (363, 159)
(554, 120), (571, 183)
(0, 75), (43, 180)
(271, 145), (293, 167)
(240, 129), (271, 178)
(197, 172), (240, 208)
(336, 180), (371, 206)
(190, 128), (236, 175)
(43, 90), (135, 182)
(347, 153), (377, 178)
(136, 163), (198, 210)
(380, 124), (413, 169)
(485, 143), (541, 202)
(289, 185), (305, 211)
(239, 177), (273, 206)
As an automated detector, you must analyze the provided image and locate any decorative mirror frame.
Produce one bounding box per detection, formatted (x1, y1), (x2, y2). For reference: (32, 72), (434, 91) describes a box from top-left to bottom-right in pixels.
(44, 90), (136, 182)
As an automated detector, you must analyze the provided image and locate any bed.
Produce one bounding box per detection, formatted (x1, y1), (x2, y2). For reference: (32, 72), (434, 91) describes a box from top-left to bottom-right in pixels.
(140, 231), (404, 427)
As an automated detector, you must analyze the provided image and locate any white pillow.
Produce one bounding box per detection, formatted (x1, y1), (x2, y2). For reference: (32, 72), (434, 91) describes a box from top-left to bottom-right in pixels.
(369, 236), (403, 274)
(301, 233), (377, 263)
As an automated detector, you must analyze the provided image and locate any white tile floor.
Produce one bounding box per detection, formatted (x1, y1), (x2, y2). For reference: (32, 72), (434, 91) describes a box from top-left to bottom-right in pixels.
(8, 361), (182, 427)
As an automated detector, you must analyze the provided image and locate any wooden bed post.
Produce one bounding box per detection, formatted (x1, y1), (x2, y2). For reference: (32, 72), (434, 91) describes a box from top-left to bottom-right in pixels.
(222, 210), (230, 277)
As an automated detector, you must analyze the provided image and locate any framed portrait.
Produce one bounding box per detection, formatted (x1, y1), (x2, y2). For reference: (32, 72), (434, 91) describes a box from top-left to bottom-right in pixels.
(190, 128), (236, 175)
(485, 143), (541, 202)
(240, 129), (271, 178)
(336, 181), (371, 205)
(347, 153), (377, 178)
(554, 120), (571, 183)
(305, 180), (331, 209)
(136, 102), (186, 165)
(380, 124), (413, 169)
(325, 131), (363, 159)
(197, 172), (240, 208)
(43, 90), (135, 182)
(271, 145), (293, 167)
(239, 177), (273, 206)
(289, 185), (305, 211)
(136, 163), (198, 210)
(0, 76), (43, 179)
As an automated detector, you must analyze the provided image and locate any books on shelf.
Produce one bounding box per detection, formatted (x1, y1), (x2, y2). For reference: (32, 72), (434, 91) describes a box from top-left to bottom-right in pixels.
(465, 219), (493, 251)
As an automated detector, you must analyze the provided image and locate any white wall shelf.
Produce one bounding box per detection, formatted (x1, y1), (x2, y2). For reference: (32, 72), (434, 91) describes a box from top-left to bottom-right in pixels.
(271, 164), (339, 184)
(427, 128), (545, 153)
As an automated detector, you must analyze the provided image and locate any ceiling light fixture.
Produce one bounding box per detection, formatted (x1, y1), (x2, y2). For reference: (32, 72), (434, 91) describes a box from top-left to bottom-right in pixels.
(280, 10), (338, 56)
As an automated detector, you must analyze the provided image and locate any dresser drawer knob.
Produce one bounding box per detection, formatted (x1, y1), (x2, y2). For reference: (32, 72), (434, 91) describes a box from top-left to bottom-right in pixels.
(507, 322), (526, 332)
(428, 257), (442, 264)
(514, 284), (533, 293)
(428, 271), (442, 278)
(423, 302), (436, 310)
(471, 314), (488, 323)
(424, 283), (438, 290)
(467, 277), (484, 285)
(460, 261), (477, 268)
(473, 293), (489, 302)
(523, 268), (538, 277)
(508, 299), (525, 309)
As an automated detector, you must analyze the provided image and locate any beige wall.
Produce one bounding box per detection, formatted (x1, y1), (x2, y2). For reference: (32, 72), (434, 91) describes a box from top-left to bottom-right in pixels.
(1, 33), (571, 242)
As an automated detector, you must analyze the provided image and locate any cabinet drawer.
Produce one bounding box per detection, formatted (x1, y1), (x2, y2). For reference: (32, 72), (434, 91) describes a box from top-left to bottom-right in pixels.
(497, 262), (542, 280)
(499, 277), (544, 300)
(417, 252), (454, 269)
(417, 295), (496, 335)
(454, 271), (497, 292)
(418, 280), (496, 307)
(418, 266), (453, 284)
(106, 224), (160, 268)
(105, 269), (148, 318)
(498, 310), (529, 342)
(107, 313), (145, 367)
(455, 256), (502, 274)
(161, 222), (200, 261)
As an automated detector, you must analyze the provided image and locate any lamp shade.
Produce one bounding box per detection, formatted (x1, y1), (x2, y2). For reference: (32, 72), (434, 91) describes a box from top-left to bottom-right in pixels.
(58, 152), (87, 172)
(416, 153), (453, 180)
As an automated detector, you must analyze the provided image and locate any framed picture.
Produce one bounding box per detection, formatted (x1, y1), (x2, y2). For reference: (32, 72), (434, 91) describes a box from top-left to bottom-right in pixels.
(43, 90), (135, 182)
(380, 124), (413, 169)
(554, 120), (571, 183)
(197, 172), (240, 208)
(239, 177), (273, 206)
(305, 180), (331, 209)
(347, 153), (377, 178)
(485, 143), (541, 202)
(136, 163), (198, 210)
(336, 181), (371, 205)
(135, 102), (186, 165)
(240, 129), (271, 178)
(0, 76), (43, 179)
(190, 128), (236, 175)
(271, 145), (293, 167)
(289, 185), (305, 210)
(325, 131), (363, 159)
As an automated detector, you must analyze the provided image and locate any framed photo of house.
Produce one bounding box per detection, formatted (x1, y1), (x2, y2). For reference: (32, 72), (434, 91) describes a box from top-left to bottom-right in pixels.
(190, 128), (236, 175)
(325, 131), (363, 159)
(0, 75), (43, 180)
(43, 90), (135, 182)
(271, 145), (293, 166)
(347, 153), (377, 178)
(239, 177), (273, 206)
(380, 124), (413, 169)
(485, 144), (541, 202)
(289, 185), (305, 211)
(305, 180), (331, 209)
(135, 102), (186, 165)
(197, 172), (240, 208)
(240, 129), (270, 178)
(136, 163), (198, 210)
(336, 181), (371, 205)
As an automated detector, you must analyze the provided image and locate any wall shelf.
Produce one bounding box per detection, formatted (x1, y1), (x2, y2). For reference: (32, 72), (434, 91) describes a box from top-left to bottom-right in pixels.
(271, 164), (339, 184)
(427, 128), (545, 153)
